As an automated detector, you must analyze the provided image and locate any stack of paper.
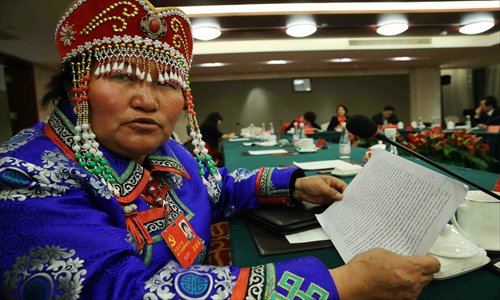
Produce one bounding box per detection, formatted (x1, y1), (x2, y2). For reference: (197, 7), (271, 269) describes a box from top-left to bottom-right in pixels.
(293, 160), (363, 176)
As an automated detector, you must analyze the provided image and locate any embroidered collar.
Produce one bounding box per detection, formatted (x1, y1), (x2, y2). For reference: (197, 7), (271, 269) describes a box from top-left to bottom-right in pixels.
(46, 105), (189, 203)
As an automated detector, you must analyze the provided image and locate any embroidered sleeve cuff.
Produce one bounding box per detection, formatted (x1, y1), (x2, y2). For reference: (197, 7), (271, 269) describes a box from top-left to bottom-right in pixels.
(255, 167), (301, 205)
(231, 256), (339, 300)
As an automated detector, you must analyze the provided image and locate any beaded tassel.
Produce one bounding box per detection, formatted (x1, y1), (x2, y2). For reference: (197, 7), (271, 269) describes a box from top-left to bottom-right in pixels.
(185, 91), (222, 185)
(70, 43), (219, 191)
(71, 52), (119, 196)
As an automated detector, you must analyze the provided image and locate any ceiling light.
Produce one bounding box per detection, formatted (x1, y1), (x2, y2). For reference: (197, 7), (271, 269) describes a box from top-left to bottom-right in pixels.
(377, 22), (409, 36)
(392, 56), (411, 61)
(286, 23), (317, 37)
(199, 62), (225, 67)
(266, 60), (288, 65)
(192, 25), (221, 41)
(459, 21), (495, 34)
(330, 58), (353, 63)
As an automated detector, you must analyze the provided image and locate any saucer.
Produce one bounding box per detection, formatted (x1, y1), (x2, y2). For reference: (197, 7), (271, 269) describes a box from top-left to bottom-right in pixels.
(298, 147), (318, 153)
(433, 248), (490, 280)
(429, 224), (479, 258)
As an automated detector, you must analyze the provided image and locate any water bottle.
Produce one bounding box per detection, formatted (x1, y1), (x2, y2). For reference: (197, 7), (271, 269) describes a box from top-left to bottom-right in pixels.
(299, 123), (306, 139)
(269, 122), (275, 135)
(417, 117), (425, 130)
(261, 123), (266, 134)
(465, 115), (471, 130)
(339, 122), (351, 159)
(249, 123), (255, 137)
(384, 128), (398, 155)
(292, 122), (299, 145)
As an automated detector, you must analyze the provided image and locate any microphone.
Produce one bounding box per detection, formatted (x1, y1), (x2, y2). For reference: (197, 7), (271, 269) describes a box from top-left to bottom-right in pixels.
(347, 115), (500, 200)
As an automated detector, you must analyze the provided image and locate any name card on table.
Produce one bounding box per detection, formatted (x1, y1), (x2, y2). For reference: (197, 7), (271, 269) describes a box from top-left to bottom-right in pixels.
(248, 149), (288, 156)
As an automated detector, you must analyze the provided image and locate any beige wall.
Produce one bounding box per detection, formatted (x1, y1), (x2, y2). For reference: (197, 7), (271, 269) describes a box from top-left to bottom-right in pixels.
(190, 74), (411, 135)
(409, 67), (441, 123)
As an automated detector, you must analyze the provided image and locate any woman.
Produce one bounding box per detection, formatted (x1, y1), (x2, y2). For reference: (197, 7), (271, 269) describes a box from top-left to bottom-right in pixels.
(327, 105), (349, 131)
(200, 112), (234, 161)
(0, 0), (439, 299)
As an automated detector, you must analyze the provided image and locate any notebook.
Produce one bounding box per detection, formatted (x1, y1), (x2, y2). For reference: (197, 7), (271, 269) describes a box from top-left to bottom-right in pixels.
(242, 202), (328, 235)
(244, 220), (333, 256)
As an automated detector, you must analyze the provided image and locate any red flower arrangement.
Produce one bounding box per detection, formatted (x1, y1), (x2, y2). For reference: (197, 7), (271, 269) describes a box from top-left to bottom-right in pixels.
(402, 130), (495, 170)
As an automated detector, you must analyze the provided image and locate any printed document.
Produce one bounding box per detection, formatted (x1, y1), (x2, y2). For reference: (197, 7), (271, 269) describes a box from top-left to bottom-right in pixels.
(317, 151), (468, 262)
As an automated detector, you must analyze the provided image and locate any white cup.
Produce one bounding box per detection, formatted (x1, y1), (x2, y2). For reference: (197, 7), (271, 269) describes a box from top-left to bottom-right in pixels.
(451, 190), (500, 250)
(446, 121), (455, 130)
(298, 138), (315, 150)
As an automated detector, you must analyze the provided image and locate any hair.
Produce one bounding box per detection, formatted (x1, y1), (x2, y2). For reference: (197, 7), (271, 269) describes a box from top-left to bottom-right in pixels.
(483, 96), (497, 108)
(303, 111), (317, 122)
(202, 112), (223, 127)
(336, 104), (348, 115)
(41, 61), (73, 107)
(383, 105), (395, 111)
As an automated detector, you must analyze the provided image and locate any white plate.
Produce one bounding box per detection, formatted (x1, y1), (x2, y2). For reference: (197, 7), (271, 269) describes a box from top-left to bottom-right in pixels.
(297, 147), (319, 153)
(429, 224), (479, 258)
(433, 248), (490, 280)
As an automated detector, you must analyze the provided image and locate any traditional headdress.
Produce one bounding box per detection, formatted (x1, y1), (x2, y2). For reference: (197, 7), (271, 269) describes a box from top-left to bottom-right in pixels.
(55, 0), (220, 194)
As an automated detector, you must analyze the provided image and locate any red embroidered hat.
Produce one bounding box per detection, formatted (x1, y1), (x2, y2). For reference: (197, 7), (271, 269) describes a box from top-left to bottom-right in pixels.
(53, 0), (221, 194)
(55, 0), (193, 85)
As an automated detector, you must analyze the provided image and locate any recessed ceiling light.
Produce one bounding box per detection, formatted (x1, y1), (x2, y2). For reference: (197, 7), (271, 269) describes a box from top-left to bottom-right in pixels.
(459, 20), (495, 34)
(199, 62), (225, 67)
(192, 25), (221, 41)
(376, 22), (409, 36)
(266, 60), (288, 65)
(286, 23), (317, 38)
(330, 58), (353, 63)
(392, 56), (412, 61)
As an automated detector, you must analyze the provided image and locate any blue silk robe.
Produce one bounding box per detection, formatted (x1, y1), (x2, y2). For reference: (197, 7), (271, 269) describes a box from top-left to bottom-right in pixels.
(0, 104), (338, 299)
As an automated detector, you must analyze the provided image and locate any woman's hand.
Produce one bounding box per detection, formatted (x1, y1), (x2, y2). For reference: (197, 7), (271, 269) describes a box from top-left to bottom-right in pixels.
(292, 176), (347, 205)
(330, 248), (440, 300)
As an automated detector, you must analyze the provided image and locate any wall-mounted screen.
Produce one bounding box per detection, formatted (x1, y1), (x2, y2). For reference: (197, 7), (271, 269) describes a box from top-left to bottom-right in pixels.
(293, 78), (312, 92)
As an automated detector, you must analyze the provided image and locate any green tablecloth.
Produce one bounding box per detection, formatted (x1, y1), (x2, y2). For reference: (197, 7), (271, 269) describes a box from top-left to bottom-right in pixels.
(223, 140), (500, 300)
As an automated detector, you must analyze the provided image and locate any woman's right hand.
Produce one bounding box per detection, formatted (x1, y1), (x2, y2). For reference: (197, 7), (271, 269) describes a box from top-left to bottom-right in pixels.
(330, 248), (440, 300)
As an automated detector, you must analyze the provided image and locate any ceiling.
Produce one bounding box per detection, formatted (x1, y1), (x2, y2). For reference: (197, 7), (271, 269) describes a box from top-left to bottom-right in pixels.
(0, 0), (499, 80)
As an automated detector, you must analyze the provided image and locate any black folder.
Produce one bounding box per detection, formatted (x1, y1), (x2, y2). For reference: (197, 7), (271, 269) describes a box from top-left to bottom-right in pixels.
(244, 219), (333, 256)
(242, 202), (329, 235)
(242, 202), (333, 256)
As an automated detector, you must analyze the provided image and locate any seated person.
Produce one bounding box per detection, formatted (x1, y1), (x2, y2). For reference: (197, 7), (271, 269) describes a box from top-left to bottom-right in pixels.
(327, 104), (349, 131)
(285, 111), (321, 132)
(372, 105), (399, 127)
(200, 112), (235, 161)
(0, 1), (439, 299)
(472, 96), (500, 128)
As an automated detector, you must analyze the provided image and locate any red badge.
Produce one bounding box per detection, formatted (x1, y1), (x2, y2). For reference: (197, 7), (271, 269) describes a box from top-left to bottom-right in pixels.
(161, 215), (202, 268)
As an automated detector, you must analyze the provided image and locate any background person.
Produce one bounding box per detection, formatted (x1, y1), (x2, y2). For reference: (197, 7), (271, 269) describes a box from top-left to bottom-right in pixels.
(372, 105), (400, 127)
(285, 111), (322, 132)
(0, 0), (439, 299)
(473, 96), (500, 128)
(327, 104), (349, 131)
(200, 112), (235, 162)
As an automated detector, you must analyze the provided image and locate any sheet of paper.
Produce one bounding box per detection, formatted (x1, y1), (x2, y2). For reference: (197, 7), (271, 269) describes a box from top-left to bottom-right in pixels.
(293, 159), (362, 171)
(248, 149), (287, 155)
(285, 227), (330, 244)
(316, 151), (468, 263)
(255, 141), (278, 147)
(229, 138), (250, 142)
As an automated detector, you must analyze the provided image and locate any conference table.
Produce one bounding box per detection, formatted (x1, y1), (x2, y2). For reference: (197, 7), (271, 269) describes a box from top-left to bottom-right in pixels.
(222, 139), (500, 300)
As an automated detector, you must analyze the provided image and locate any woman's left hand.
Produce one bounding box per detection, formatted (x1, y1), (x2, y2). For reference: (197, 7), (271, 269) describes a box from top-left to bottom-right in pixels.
(292, 176), (347, 205)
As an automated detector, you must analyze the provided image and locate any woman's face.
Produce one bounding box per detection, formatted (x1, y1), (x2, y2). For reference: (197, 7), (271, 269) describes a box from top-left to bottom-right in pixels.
(87, 64), (184, 163)
(337, 106), (346, 116)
